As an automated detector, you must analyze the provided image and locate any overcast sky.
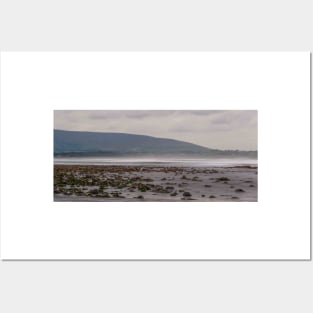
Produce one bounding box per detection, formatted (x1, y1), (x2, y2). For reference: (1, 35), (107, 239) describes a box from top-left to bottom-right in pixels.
(54, 110), (257, 151)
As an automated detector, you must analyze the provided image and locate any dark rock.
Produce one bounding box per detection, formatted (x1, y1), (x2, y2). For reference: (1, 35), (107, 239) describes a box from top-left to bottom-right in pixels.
(235, 189), (245, 192)
(249, 184), (255, 187)
(204, 185), (212, 188)
(170, 192), (177, 196)
(183, 192), (192, 197)
(142, 178), (153, 182)
(111, 192), (121, 198)
(216, 177), (230, 182)
(209, 195), (216, 198)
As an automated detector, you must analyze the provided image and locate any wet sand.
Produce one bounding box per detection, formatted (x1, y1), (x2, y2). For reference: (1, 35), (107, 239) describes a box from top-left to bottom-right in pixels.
(54, 165), (257, 202)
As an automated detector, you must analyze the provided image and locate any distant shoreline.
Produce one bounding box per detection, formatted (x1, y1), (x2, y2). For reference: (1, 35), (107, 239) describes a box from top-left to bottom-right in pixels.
(54, 156), (257, 167)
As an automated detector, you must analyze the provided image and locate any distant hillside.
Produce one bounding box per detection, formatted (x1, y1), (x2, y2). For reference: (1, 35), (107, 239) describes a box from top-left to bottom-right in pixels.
(54, 129), (257, 158)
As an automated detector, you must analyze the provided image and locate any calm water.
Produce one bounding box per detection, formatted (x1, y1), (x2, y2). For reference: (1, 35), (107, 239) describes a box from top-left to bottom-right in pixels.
(54, 156), (257, 167)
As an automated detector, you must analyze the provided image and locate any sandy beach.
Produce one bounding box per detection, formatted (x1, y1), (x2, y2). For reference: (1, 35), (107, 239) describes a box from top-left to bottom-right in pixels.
(54, 164), (257, 202)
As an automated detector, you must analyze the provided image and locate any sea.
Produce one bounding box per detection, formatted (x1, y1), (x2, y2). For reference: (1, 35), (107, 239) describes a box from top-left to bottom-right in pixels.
(54, 156), (257, 167)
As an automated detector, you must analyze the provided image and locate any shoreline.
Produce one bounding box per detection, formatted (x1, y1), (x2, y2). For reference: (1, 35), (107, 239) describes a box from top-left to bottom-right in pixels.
(54, 164), (258, 202)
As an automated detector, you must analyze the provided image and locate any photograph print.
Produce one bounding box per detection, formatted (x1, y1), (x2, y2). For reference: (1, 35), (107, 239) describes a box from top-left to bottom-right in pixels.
(54, 110), (258, 202)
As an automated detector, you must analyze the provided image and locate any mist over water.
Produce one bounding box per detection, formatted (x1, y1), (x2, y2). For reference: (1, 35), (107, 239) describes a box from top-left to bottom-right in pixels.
(54, 156), (257, 167)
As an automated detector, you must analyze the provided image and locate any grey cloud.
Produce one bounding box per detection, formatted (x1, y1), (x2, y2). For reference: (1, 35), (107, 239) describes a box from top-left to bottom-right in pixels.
(54, 110), (257, 150)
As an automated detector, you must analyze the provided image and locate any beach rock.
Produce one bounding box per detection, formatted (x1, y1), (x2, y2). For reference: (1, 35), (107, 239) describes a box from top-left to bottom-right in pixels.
(142, 178), (153, 182)
(249, 184), (255, 187)
(154, 185), (168, 193)
(183, 192), (192, 197)
(136, 195), (144, 199)
(209, 195), (216, 199)
(138, 184), (150, 192)
(204, 185), (212, 188)
(201, 195), (205, 197)
(232, 196), (239, 199)
(216, 177), (230, 182)
(235, 188), (245, 192)
(170, 192), (177, 196)
(111, 192), (121, 197)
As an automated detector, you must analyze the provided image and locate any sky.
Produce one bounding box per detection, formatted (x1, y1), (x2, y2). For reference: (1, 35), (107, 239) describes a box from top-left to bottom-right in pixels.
(54, 110), (257, 151)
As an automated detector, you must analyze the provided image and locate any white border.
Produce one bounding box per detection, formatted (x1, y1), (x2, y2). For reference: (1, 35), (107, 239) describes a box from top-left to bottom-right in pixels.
(0, 52), (310, 259)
